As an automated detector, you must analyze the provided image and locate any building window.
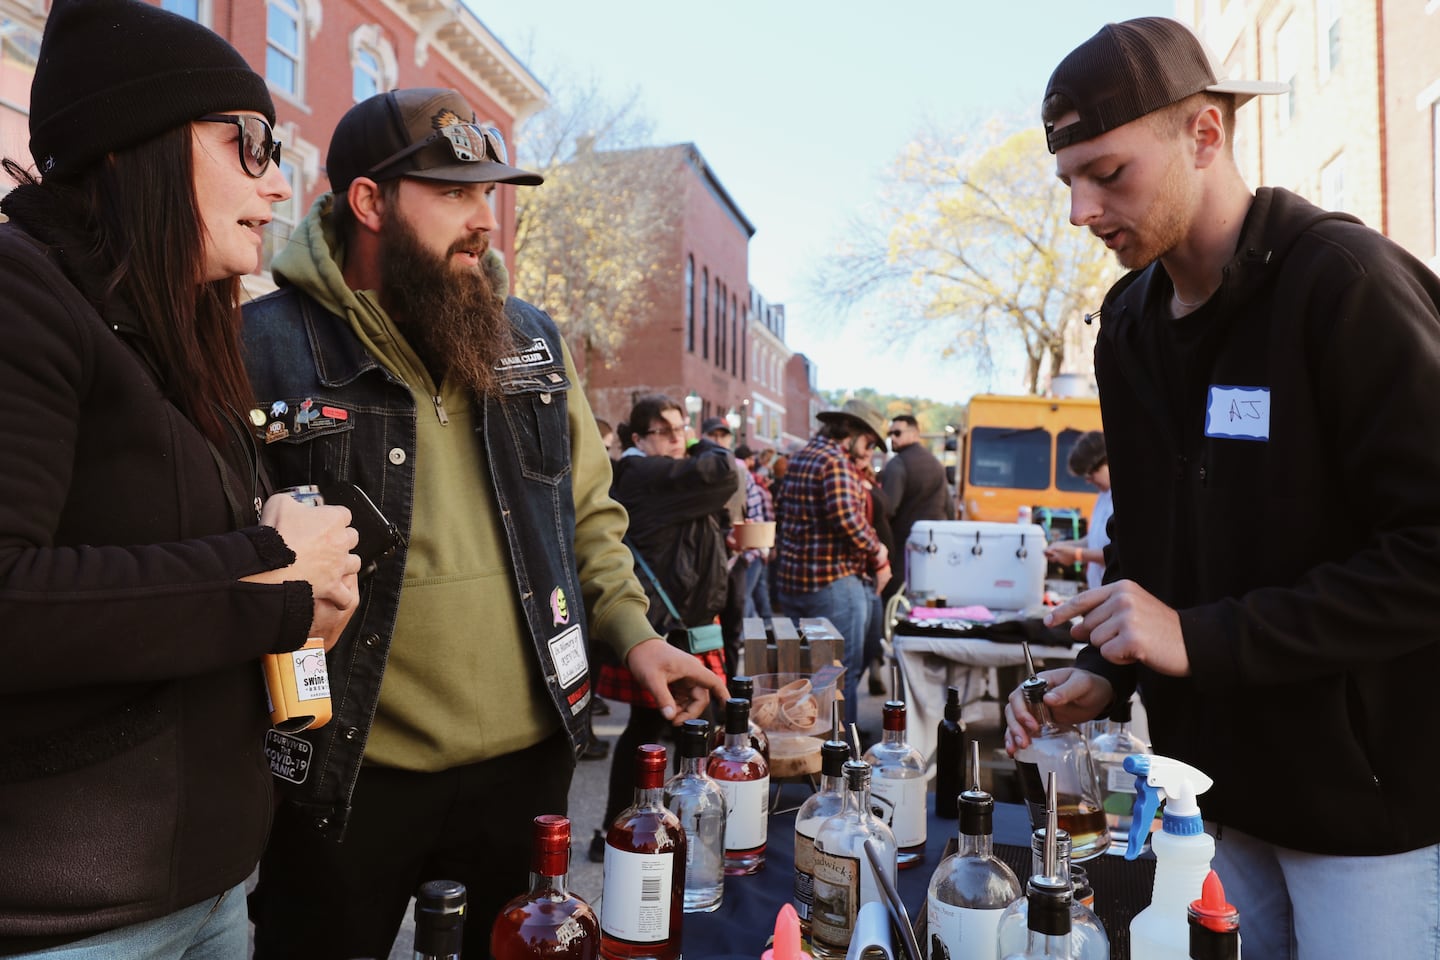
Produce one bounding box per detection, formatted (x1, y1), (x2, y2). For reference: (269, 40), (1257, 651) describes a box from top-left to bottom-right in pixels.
(263, 157), (300, 272)
(1320, 152), (1345, 211)
(267, 0), (303, 99)
(1275, 14), (1298, 129)
(715, 278), (724, 367)
(1318, 0), (1341, 81)
(740, 306), (747, 381)
(731, 295), (738, 374)
(701, 268), (709, 360)
(161, 0), (204, 21)
(350, 25), (397, 104)
(685, 256), (695, 352)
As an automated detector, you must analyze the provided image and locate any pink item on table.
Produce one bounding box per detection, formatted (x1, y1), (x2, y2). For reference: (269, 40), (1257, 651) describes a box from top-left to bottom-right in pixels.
(908, 605), (994, 622)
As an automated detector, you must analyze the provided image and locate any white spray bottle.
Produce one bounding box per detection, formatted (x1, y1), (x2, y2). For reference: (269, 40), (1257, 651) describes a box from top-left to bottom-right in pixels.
(1124, 755), (1218, 960)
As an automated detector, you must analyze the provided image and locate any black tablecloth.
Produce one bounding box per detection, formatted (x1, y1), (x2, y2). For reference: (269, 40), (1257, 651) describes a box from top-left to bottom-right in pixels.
(682, 783), (1155, 959)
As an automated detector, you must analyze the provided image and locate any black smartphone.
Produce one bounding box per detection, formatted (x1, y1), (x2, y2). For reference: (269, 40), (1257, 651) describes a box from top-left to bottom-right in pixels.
(319, 480), (402, 575)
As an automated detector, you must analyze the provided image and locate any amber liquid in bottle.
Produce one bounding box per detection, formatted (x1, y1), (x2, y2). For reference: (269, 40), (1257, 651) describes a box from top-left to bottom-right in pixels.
(600, 744), (687, 960)
(491, 815), (600, 960)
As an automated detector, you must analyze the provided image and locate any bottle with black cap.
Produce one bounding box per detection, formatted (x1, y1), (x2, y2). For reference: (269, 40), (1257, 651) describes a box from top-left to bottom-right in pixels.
(1001, 774), (1074, 960)
(712, 676), (770, 761)
(927, 740), (1023, 960)
(1188, 870), (1240, 960)
(793, 737), (851, 934)
(414, 879), (466, 960)
(935, 685), (966, 819)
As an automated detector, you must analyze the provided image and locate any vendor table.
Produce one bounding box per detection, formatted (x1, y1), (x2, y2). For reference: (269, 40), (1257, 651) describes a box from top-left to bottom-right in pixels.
(683, 785), (1154, 960)
(892, 631), (1081, 765)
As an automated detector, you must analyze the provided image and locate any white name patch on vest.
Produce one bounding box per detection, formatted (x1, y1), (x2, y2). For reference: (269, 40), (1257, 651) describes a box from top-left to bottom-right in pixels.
(495, 337), (554, 370)
(1205, 385), (1271, 441)
(547, 623), (588, 688)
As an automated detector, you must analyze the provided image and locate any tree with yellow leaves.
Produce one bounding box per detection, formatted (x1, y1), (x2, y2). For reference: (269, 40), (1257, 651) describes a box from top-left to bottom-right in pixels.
(817, 122), (1116, 394)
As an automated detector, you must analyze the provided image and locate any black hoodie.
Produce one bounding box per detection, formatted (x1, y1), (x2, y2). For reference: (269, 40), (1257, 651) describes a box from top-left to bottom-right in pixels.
(1081, 187), (1440, 855)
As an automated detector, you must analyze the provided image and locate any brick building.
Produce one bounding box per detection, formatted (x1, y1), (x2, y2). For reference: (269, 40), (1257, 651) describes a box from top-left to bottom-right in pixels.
(1179, 0), (1440, 273)
(577, 142), (820, 451)
(0, 0), (546, 285)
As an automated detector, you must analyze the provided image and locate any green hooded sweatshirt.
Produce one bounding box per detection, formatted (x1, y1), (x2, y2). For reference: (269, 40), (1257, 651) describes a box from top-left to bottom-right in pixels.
(271, 194), (656, 769)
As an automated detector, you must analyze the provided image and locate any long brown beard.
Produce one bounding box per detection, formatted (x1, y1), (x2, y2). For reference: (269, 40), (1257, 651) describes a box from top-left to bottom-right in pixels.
(377, 209), (513, 396)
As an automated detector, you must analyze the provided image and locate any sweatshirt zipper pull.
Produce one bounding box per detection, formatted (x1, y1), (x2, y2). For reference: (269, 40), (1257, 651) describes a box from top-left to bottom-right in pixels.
(433, 394), (450, 426)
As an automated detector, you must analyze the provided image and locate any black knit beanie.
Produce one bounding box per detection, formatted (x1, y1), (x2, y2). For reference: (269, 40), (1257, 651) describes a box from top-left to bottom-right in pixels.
(29, 0), (276, 181)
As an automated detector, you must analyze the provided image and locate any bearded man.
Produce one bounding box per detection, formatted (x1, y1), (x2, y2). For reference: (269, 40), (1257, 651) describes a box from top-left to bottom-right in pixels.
(241, 88), (726, 960)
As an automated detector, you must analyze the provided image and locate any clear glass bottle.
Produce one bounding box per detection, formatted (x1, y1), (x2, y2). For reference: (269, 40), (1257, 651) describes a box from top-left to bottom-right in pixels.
(600, 744), (685, 960)
(809, 760), (898, 960)
(718, 676), (770, 761)
(707, 697), (770, 875)
(1087, 697), (1148, 844)
(1003, 783), (1075, 960)
(793, 738), (850, 935)
(662, 719), (726, 913)
(863, 699), (927, 868)
(414, 879), (466, 960)
(927, 742), (1023, 960)
(1012, 643), (1109, 861)
(935, 685), (965, 819)
(491, 815), (600, 960)
(996, 829), (1109, 960)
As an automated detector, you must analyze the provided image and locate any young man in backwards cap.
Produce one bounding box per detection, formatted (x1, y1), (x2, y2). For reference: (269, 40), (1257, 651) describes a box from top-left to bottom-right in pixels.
(242, 88), (727, 959)
(1004, 17), (1440, 957)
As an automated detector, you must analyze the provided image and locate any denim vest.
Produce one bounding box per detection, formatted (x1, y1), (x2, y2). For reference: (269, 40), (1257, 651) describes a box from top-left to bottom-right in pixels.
(242, 287), (589, 839)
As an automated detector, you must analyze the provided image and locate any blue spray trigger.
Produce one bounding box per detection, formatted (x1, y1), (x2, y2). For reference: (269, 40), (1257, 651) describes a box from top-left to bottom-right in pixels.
(1125, 754), (1160, 860)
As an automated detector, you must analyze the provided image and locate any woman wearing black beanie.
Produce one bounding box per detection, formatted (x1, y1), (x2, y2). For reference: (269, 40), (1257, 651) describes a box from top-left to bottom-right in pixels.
(0, 1), (362, 956)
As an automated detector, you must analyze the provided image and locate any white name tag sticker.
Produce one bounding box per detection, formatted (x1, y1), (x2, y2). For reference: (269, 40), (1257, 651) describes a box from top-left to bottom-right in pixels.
(1205, 385), (1271, 441)
(547, 624), (588, 688)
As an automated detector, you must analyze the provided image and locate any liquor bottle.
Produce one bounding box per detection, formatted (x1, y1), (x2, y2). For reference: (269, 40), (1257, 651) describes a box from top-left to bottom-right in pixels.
(707, 697), (770, 875)
(809, 760), (898, 960)
(793, 738), (850, 934)
(927, 741), (1023, 960)
(996, 829), (1109, 960)
(491, 815), (600, 960)
(1012, 642), (1109, 861)
(720, 676), (770, 761)
(1088, 696), (1148, 843)
(600, 744), (685, 960)
(662, 719), (726, 912)
(935, 685), (966, 819)
(1001, 775), (1074, 960)
(862, 699), (927, 868)
(414, 879), (466, 960)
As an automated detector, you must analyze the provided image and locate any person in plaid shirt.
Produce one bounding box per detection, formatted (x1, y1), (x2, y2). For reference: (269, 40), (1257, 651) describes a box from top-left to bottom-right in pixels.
(775, 400), (890, 725)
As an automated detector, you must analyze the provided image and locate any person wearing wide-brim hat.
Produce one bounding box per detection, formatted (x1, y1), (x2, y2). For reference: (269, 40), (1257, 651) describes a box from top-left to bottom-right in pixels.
(773, 398), (891, 726)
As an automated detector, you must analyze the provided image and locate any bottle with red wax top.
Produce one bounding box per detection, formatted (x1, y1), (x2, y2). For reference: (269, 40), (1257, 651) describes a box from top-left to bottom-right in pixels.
(491, 815), (600, 960)
(600, 744), (686, 960)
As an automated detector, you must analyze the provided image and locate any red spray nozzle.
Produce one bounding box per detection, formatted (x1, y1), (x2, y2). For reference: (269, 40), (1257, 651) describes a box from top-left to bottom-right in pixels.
(761, 903), (802, 960)
(1188, 869), (1240, 934)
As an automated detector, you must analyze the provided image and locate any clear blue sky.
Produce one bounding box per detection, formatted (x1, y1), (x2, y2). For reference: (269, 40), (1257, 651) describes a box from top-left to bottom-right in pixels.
(471, 1), (1170, 402)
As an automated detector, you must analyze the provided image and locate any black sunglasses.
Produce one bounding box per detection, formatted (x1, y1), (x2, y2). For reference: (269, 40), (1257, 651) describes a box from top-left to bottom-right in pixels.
(197, 114), (282, 178)
(366, 123), (509, 180)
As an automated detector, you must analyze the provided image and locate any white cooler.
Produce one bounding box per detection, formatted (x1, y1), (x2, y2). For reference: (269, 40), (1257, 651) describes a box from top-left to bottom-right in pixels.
(904, 520), (1047, 611)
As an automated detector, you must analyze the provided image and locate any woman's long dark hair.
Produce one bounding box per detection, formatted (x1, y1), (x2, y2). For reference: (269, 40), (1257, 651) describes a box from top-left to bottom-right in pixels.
(6, 123), (254, 445)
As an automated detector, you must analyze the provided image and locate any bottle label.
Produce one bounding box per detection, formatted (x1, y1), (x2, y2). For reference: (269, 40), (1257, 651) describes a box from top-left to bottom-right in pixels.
(600, 847), (673, 943)
(793, 828), (818, 920)
(927, 899), (1005, 960)
(719, 775), (769, 850)
(869, 775), (927, 847)
(809, 849), (860, 950)
(289, 644), (330, 702)
(1102, 761), (1137, 794)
